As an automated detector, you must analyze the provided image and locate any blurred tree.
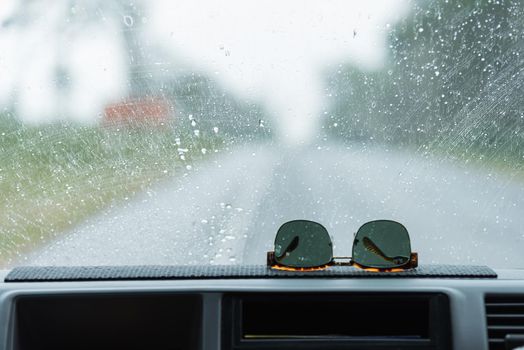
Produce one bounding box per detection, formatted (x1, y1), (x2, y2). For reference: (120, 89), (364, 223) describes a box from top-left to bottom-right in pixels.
(327, 0), (523, 161)
(0, 0), (135, 122)
(169, 74), (271, 141)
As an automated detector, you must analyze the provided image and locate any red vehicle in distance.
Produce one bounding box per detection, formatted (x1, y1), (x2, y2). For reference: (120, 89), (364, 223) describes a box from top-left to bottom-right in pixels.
(103, 97), (173, 127)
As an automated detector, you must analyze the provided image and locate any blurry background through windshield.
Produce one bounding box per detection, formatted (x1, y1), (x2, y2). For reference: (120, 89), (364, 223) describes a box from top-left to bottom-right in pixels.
(0, 0), (523, 268)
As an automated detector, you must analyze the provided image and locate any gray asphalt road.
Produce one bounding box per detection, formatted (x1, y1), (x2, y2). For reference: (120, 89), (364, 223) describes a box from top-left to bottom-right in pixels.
(25, 143), (524, 268)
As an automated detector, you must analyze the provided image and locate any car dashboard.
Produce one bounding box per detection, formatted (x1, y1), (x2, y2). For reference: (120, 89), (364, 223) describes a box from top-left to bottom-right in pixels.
(0, 266), (523, 350)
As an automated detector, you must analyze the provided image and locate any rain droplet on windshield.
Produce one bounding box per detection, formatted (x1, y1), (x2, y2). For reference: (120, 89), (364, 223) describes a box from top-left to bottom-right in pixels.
(123, 15), (134, 27)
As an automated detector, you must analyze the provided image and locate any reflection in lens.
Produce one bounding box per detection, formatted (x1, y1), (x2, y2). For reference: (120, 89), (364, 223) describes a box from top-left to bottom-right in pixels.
(352, 220), (411, 269)
(362, 237), (409, 265)
(275, 235), (300, 259)
(274, 220), (333, 268)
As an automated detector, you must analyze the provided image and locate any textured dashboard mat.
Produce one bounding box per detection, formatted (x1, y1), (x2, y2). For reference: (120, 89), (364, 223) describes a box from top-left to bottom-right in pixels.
(5, 264), (496, 282)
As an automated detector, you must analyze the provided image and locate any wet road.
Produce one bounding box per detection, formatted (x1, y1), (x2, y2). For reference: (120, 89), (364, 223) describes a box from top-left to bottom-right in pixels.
(26, 143), (524, 268)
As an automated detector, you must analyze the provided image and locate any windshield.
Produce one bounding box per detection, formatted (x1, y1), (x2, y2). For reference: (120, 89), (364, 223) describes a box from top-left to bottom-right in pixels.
(0, 0), (522, 269)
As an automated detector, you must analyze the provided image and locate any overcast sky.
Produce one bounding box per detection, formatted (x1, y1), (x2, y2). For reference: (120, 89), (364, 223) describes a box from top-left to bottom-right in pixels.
(0, 0), (408, 143)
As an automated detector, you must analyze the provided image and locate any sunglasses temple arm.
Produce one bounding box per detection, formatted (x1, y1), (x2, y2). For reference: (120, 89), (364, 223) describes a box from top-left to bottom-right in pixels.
(267, 251), (276, 266)
(408, 252), (418, 268)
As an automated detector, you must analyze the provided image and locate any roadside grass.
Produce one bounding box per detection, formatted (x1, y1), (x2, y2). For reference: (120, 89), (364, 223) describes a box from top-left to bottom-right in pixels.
(412, 141), (524, 181)
(0, 117), (221, 266)
(343, 138), (524, 182)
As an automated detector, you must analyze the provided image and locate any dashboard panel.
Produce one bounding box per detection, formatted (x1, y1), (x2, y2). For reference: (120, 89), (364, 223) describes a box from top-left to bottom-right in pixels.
(0, 269), (524, 350)
(222, 292), (451, 349)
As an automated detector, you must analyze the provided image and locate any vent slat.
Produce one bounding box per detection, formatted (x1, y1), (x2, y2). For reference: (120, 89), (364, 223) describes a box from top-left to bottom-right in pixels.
(487, 314), (524, 318)
(488, 325), (524, 331)
(485, 295), (524, 350)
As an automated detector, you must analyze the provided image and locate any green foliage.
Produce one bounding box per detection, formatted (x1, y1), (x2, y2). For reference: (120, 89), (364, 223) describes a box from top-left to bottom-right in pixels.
(169, 74), (272, 142)
(326, 0), (523, 164)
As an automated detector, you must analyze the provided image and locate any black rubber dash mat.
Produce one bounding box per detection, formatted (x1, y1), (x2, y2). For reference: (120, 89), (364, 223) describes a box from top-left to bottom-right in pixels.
(5, 264), (497, 282)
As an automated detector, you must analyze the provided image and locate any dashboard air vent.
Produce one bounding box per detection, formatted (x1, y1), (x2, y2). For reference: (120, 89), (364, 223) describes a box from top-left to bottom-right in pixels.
(486, 295), (524, 350)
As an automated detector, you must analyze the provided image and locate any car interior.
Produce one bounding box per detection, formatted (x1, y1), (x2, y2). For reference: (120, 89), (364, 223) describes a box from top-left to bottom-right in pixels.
(0, 0), (522, 349)
(1, 264), (524, 350)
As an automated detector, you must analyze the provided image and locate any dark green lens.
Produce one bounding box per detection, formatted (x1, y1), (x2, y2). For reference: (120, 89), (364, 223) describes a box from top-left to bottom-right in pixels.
(352, 220), (411, 268)
(274, 220), (333, 268)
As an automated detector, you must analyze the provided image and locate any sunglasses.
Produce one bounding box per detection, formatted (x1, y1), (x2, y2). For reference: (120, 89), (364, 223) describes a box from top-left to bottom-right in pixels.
(267, 219), (418, 271)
